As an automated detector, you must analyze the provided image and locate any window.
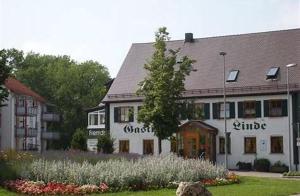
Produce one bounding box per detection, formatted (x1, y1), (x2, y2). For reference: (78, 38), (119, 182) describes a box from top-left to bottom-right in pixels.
(266, 67), (280, 80)
(99, 114), (105, 124)
(220, 103), (230, 118)
(114, 107), (134, 123)
(213, 102), (235, 119)
(119, 140), (129, 153)
(17, 96), (25, 107)
(16, 117), (25, 128)
(89, 113), (99, 126)
(264, 100), (287, 117)
(143, 140), (154, 155)
(227, 70), (239, 82)
(244, 137), (256, 154)
(271, 136), (283, 153)
(219, 136), (231, 154)
(238, 101), (261, 118)
(244, 101), (256, 118)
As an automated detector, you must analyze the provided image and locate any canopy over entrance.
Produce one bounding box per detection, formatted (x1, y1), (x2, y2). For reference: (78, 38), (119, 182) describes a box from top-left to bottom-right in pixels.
(176, 120), (218, 162)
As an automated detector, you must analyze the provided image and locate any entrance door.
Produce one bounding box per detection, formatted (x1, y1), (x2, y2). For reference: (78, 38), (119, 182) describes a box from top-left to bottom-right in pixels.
(186, 137), (197, 158)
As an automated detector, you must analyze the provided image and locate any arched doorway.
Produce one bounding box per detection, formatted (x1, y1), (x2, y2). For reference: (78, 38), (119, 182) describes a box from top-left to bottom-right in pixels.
(176, 120), (218, 162)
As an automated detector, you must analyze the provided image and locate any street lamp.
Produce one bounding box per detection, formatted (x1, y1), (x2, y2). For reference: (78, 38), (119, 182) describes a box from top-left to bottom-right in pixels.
(286, 63), (297, 171)
(220, 51), (228, 169)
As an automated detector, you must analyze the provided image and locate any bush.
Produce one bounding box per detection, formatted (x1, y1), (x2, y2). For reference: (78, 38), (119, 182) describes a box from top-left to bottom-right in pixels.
(97, 134), (114, 154)
(236, 162), (252, 171)
(283, 171), (300, 176)
(71, 128), (87, 151)
(22, 154), (227, 190)
(254, 158), (270, 172)
(270, 161), (289, 173)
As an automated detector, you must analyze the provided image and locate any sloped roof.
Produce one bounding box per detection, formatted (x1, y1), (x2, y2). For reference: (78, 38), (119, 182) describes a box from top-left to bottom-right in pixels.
(5, 77), (46, 103)
(104, 28), (300, 102)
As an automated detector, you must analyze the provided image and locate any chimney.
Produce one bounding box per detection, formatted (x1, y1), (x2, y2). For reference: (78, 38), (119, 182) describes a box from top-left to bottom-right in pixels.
(185, 33), (194, 43)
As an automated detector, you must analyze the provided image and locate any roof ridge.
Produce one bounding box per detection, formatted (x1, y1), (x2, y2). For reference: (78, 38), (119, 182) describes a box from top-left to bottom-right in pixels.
(132, 28), (300, 45)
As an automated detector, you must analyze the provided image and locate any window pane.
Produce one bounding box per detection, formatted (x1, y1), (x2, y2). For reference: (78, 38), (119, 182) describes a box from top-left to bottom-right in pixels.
(271, 136), (283, 153)
(143, 140), (154, 155)
(269, 100), (282, 117)
(220, 103), (230, 118)
(119, 140), (129, 153)
(244, 137), (256, 153)
(244, 101), (256, 118)
(266, 67), (279, 79)
(227, 70), (239, 82)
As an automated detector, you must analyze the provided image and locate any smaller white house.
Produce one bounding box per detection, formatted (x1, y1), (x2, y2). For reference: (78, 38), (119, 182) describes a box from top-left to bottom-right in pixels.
(0, 77), (60, 152)
(86, 103), (105, 152)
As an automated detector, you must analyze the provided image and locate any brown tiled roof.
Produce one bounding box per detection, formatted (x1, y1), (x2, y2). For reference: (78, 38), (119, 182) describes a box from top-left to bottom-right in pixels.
(5, 77), (46, 103)
(104, 28), (300, 102)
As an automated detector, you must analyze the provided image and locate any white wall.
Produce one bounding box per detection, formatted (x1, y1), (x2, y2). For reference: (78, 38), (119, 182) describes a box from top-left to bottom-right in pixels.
(110, 102), (170, 155)
(109, 94), (297, 170)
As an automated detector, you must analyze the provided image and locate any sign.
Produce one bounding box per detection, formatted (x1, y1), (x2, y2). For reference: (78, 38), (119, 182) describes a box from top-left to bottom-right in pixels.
(297, 138), (300, 147)
(88, 130), (105, 136)
(233, 120), (266, 131)
(259, 139), (267, 152)
(123, 125), (154, 133)
(87, 139), (98, 152)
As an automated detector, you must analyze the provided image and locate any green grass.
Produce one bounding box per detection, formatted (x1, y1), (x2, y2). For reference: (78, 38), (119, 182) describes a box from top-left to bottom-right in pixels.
(1, 177), (300, 196)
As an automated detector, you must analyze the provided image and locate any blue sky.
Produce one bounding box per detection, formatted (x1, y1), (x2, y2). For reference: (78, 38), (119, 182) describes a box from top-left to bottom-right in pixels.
(0, 0), (299, 77)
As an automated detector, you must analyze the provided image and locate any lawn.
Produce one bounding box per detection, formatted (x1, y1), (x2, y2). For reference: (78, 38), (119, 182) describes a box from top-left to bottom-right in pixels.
(95, 177), (300, 196)
(1, 177), (299, 196)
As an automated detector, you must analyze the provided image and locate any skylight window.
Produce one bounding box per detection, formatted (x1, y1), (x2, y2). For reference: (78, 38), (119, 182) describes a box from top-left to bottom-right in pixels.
(266, 67), (280, 80)
(227, 70), (239, 82)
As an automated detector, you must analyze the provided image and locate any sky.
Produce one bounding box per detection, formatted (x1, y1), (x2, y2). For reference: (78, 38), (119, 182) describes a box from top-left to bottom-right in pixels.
(0, 0), (299, 77)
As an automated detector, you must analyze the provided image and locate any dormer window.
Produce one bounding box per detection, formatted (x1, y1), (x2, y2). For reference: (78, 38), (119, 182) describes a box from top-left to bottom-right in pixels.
(266, 67), (279, 80)
(227, 70), (239, 82)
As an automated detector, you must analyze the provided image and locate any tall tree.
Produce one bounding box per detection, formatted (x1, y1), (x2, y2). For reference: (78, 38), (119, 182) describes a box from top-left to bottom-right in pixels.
(137, 27), (195, 153)
(0, 49), (13, 106)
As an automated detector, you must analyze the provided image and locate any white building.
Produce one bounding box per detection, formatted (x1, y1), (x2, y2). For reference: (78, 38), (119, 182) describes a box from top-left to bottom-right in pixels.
(0, 77), (60, 152)
(100, 29), (300, 170)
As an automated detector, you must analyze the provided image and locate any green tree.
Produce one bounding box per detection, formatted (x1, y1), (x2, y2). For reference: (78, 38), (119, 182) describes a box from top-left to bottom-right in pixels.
(0, 49), (13, 106)
(71, 128), (87, 151)
(137, 27), (195, 153)
(97, 134), (115, 154)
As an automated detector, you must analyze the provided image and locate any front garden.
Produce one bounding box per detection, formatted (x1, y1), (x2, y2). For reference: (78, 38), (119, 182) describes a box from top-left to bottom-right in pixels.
(0, 150), (238, 195)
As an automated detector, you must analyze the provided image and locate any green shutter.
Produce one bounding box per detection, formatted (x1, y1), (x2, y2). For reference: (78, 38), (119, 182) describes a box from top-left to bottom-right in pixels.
(238, 102), (244, 118)
(213, 103), (220, 119)
(264, 100), (269, 117)
(114, 107), (119, 122)
(229, 102), (235, 119)
(204, 103), (210, 119)
(282, 99), (288, 116)
(255, 101), (261, 118)
(129, 107), (134, 122)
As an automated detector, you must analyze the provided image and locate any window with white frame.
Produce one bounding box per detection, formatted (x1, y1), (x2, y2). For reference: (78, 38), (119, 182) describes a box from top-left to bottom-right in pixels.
(220, 103), (230, 118)
(88, 111), (105, 126)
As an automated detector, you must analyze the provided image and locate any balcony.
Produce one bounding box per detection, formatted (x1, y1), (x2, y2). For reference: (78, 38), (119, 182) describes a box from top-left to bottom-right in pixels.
(42, 131), (60, 140)
(42, 113), (60, 122)
(16, 106), (37, 116)
(15, 127), (38, 137)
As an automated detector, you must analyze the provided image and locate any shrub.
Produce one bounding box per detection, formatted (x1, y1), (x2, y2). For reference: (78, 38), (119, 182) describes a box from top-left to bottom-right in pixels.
(283, 171), (300, 176)
(97, 134), (114, 154)
(22, 154), (227, 190)
(270, 161), (289, 173)
(254, 158), (270, 172)
(71, 128), (87, 151)
(236, 162), (252, 171)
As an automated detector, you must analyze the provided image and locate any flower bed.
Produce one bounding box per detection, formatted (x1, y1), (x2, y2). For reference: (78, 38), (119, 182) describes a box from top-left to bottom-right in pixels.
(201, 173), (240, 186)
(21, 154), (228, 191)
(4, 179), (109, 195)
